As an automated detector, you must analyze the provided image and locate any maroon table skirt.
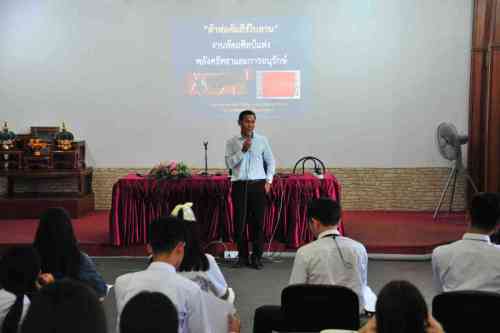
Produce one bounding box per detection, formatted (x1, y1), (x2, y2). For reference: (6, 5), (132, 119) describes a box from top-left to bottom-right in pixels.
(109, 173), (342, 248)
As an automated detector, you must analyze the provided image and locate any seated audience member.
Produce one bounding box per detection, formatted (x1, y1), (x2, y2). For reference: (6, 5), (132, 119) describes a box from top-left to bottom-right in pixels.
(115, 217), (240, 333)
(432, 192), (500, 292)
(289, 197), (376, 313)
(0, 246), (41, 333)
(33, 207), (107, 298)
(359, 280), (444, 333)
(20, 279), (106, 333)
(120, 291), (178, 333)
(172, 202), (235, 303)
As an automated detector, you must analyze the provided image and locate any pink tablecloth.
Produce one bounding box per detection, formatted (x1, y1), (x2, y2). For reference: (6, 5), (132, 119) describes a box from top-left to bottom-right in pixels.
(109, 173), (342, 247)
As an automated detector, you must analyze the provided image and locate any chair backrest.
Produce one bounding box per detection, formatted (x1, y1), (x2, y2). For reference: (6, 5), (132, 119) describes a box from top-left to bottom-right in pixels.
(432, 290), (500, 333)
(282, 284), (359, 331)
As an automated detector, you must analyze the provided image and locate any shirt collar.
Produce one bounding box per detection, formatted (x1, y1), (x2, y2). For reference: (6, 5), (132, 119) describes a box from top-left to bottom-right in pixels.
(148, 261), (177, 273)
(239, 132), (256, 140)
(462, 233), (491, 244)
(318, 228), (340, 239)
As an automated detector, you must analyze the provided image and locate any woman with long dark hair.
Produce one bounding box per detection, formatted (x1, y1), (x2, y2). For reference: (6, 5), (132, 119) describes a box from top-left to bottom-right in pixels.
(359, 280), (444, 333)
(33, 207), (107, 298)
(0, 246), (41, 333)
(171, 203), (235, 303)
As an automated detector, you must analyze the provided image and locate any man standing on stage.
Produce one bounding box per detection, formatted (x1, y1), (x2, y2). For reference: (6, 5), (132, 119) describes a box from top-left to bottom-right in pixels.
(225, 110), (275, 270)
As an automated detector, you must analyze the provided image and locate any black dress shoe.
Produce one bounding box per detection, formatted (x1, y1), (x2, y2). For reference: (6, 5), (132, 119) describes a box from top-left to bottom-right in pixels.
(232, 258), (249, 268)
(251, 256), (263, 270)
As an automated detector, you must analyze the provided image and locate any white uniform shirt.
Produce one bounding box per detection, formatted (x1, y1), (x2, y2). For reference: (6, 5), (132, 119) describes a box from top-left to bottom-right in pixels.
(432, 233), (500, 293)
(289, 229), (376, 312)
(179, 254), (228, 298)
(114, 262), (212, 333)
(0, 289), (30, 332)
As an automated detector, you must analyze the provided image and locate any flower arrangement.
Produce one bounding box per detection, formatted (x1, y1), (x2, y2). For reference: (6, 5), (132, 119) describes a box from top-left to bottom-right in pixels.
(149, 161), (191, 180)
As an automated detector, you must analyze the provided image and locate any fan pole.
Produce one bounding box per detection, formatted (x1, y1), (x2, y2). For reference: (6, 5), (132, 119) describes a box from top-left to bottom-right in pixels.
(448, 167), (458, 213)
(433, 165), (457, 220)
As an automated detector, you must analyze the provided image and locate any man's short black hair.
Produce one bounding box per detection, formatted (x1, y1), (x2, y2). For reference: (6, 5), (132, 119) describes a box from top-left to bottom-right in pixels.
(470, 192), (500, 231)
(238, 110), (256, 123)
(120, 291), (178, 333)
(307, 197), (341, 226)
(148, 217), (185, 254)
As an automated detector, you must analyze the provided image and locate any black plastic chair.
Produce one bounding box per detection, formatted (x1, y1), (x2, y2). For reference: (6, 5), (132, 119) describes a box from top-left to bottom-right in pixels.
(432, 290), (500, 333)
(253, 284), (359, 332)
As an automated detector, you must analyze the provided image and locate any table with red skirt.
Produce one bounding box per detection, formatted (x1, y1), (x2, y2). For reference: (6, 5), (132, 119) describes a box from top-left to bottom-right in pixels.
(109, 173), (342, 248)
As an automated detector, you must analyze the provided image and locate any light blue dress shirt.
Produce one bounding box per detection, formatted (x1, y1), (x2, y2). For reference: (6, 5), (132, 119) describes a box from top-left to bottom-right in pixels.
(225, 132), (276, 183)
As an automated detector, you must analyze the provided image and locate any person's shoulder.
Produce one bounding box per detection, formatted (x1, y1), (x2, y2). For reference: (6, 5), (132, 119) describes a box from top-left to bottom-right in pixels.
(297, 239), (319, 256)
(432, 240), (460, 258)
(254, 133), (269, 141)
(114, 271), (135, 291)
(205, 253), (217, 266)
(340, 236), (367, 251)
(79, 251), (92, 262)
(226, 135), (240, 143)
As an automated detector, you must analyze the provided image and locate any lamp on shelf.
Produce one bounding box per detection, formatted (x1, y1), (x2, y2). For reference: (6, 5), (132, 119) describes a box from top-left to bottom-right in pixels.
(55, 122), (74, 151)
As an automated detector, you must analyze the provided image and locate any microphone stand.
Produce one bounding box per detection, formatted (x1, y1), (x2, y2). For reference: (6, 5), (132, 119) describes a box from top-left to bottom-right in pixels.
(202, 141), (208, 176)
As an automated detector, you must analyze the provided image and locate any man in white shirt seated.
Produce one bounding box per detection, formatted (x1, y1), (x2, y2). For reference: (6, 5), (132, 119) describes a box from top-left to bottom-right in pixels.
(114, 217), (214, 333)
(432, 192), (500, 293)
(253, 198), (376, 333)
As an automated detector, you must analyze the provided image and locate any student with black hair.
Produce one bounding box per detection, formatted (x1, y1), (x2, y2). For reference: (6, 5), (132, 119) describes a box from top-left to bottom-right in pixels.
(359, 280), (444, 333)
(33, 207), (107, 298)
(253, 198), (376, 333)
(172, 203), (235, 303)
(20, 279), (107, 333)
(225, 109), (275, 269)
(289, 197), (376, 313)
(0, 246), (41, 333)
(115, 217), (212, 333)
(120, 291), (178, 333)
(432, 192), (500, 292)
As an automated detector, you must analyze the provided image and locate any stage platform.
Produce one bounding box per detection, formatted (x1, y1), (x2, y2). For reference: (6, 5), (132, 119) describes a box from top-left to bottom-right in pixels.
(0, 210), (467, 257)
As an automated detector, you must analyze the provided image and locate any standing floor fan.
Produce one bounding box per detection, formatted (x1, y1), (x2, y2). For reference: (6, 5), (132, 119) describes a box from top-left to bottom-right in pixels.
(433, 122), (478, 220)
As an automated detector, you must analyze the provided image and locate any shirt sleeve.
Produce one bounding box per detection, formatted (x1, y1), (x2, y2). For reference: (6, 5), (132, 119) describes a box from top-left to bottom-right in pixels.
(432, 250), (444, 293)
(359, 245), (368, 287)
(113, 276), (129, 332)
(79, 253), (107, 298)
(262, 137), (275, 183)
(289, 250), (308, 285)
(225, 138), (244, 170)
(206, 254), (229, 297)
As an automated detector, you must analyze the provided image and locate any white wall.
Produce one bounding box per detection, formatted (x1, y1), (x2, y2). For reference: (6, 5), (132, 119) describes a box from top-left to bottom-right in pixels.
(0, 0), (473, 168)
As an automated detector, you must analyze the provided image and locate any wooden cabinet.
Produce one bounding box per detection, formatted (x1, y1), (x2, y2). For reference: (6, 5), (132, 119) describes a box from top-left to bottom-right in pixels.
(0, 168), (94, 219)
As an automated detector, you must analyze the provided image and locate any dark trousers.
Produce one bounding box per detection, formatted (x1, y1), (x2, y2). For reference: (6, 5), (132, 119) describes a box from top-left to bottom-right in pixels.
(231, 180), (266, 260)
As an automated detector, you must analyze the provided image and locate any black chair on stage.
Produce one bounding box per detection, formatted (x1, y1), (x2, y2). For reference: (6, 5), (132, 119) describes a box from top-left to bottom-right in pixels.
(432, 290), (500, 333)
(253, 284), (360, 333)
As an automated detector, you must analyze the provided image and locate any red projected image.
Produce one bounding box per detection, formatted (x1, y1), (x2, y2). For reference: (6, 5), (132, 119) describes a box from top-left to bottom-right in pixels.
(186, 70), (250, 96)
(256, 70), (301, 99)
